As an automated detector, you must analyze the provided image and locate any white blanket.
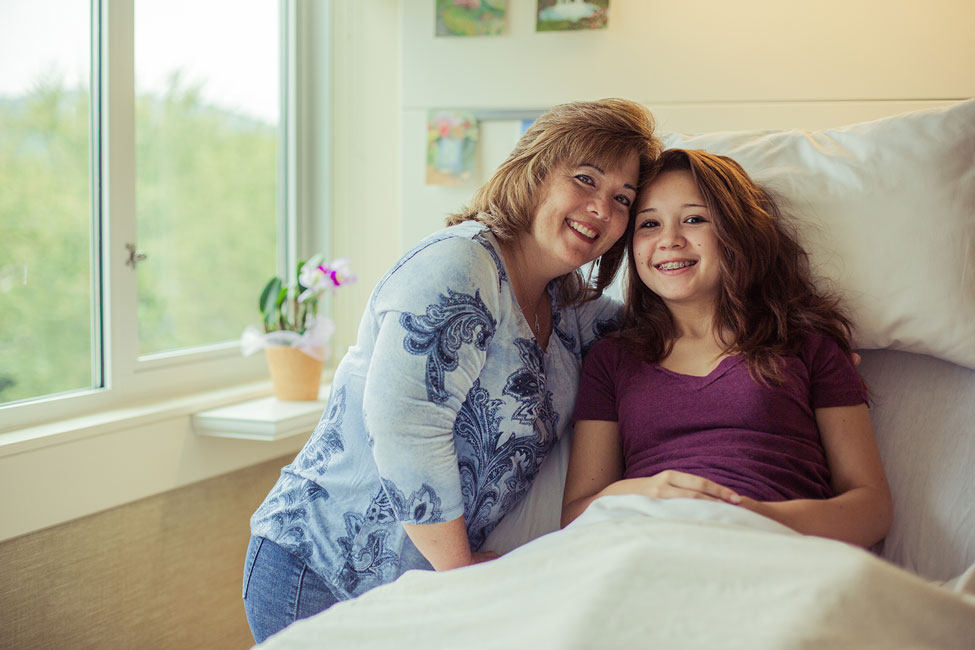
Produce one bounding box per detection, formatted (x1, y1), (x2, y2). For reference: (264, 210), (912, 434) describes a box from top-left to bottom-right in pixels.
(257, 496), (975, 649)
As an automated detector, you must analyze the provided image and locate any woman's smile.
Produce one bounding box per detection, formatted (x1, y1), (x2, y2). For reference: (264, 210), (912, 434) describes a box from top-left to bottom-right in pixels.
(521, 153), (639, 279)
(566, 218), (600, 241)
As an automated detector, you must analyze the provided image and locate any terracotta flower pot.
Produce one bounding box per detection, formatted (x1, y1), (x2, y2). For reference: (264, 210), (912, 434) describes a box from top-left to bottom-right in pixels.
(265, 346), (324, 401)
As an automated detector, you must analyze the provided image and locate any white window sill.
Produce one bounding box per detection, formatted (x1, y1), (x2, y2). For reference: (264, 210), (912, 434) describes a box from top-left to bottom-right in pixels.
(0, 381), (274, 459)
(193, 387), (330, 441)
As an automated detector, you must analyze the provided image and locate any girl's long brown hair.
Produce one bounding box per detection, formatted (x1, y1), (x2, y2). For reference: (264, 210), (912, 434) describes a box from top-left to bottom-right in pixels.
(619, 148), (854, 384)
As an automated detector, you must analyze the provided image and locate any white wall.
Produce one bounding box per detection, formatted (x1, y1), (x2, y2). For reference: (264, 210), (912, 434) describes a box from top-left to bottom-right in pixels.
(329, 0), (402, 353)
(385, 0), (974, 275)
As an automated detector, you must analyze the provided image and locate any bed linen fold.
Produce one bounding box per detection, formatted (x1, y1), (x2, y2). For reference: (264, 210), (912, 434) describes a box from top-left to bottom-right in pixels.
(257, 495), (975, 649)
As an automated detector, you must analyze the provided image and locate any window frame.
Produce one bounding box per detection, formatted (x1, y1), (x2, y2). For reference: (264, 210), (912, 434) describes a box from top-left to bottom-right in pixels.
(0, 0), (321, 434)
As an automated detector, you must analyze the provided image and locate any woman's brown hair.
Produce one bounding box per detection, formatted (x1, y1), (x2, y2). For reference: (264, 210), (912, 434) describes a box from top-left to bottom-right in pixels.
(619, 148), (855, 384)
(447, 98), (661, 305)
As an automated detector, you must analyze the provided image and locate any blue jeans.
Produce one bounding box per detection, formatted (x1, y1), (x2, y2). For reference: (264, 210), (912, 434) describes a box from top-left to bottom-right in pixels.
(242, 536), (341, 644)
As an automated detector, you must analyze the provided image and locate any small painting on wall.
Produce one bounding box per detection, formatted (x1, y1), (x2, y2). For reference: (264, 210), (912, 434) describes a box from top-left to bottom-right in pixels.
(536, 0), (609, 31)
(436, 0), (508, 37)
(426, 110), (479, 185)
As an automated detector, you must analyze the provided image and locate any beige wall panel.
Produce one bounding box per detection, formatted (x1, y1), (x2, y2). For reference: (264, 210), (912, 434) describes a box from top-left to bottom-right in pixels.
(640, 0), (974, 103)
(0, 456), (288, 650)
(401, 0), (975, 108)
(0, 417), (303, 542)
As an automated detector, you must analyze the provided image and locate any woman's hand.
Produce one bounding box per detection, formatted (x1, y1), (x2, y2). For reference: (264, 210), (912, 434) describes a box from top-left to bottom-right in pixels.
(610, 470), (742, 504)
(468, 551), (500, 566)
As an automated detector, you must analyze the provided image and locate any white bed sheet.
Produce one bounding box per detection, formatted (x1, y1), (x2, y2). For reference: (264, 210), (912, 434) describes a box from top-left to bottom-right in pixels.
(257, 496), (975, 650)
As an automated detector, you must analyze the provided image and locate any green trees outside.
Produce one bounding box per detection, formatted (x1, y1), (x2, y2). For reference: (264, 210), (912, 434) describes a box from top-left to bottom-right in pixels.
(134, 74), (277, 355)
(0, 78), (278, 404)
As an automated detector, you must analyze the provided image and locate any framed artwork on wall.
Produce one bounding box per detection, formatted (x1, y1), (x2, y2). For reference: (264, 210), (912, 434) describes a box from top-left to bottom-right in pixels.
(536, 0), (609, 31)
(426, 110), (479, 185)
(436, 0), (508, 37)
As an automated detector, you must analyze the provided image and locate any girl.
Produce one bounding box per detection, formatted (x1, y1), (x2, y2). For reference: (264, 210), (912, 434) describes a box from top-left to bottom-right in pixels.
(561, 149), (892, 548)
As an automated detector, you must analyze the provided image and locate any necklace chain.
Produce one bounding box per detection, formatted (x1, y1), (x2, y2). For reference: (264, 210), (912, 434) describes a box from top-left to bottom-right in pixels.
(513, 242), (543, 338)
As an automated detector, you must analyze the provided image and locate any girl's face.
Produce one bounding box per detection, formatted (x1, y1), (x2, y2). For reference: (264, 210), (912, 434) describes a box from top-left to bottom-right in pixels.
(525, 152), (638, 278)
(632, 170), (723, 310)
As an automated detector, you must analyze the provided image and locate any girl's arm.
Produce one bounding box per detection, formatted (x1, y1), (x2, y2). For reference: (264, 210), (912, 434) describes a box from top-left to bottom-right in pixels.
(561, 420), (741, 527)
(561, 420), (625, 527)
(738, 403), (893, 548)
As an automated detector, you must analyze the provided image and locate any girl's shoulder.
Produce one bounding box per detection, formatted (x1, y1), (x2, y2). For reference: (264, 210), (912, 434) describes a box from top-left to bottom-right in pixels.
(795, 329), (848, 362)
(582, 333), (628, 365)
(793, 330), (868, 406)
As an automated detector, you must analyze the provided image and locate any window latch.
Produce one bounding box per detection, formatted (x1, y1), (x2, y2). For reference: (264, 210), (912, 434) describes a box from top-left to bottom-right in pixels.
(125, 243), (147, 269)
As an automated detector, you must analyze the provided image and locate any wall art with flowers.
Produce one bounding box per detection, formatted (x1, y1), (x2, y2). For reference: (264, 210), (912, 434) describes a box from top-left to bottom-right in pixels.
(436, 0), (508, 37)
(426, 110), (479, 185)
(537, 0), (609, 32)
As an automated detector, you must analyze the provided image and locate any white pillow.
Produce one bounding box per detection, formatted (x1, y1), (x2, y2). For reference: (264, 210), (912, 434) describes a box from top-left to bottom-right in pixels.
(658, 100), (975, 369)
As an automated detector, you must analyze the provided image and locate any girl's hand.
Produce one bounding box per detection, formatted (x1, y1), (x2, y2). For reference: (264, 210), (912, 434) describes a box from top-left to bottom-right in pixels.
(612, 470), (742, 504)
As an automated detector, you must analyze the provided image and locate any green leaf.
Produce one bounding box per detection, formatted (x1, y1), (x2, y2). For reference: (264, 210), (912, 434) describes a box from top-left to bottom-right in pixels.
(259, 276), (281, 315)
(275, 287), (290, 330)
(259, 276), (281, 312)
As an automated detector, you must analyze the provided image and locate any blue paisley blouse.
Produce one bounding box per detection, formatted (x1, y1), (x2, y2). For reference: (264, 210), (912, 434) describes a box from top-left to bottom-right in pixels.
(250, 221), (621, 600)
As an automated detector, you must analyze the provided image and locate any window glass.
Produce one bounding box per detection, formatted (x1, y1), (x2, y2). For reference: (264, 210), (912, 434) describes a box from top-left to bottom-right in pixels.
(134, 0), (279, 356)
(0, 0), (94, 403)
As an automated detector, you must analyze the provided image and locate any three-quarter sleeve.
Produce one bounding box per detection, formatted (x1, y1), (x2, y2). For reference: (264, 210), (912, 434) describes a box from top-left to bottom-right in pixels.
(362, 237), (501, 525)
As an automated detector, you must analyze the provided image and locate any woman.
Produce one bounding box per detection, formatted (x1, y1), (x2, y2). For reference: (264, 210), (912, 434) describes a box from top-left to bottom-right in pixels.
(243, 98), (660, 642)
(562, 149), (892, 547)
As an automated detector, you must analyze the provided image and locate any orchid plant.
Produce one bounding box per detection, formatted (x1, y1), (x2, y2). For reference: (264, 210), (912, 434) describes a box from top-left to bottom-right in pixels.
(242, 256), (356, 362)
(259, 255), (356, 334)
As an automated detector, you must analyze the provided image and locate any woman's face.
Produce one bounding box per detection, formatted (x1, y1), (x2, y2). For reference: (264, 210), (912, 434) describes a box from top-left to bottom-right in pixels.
(524, 151), (639, 278)
(632, 170), (723, 309)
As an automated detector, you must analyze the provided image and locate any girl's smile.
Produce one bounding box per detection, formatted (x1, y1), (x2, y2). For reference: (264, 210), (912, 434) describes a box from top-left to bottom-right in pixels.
(653, 258), (698, 273)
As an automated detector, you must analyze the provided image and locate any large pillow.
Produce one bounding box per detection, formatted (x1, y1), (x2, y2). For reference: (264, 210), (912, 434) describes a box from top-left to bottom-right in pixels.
(658, 99), (975, 369)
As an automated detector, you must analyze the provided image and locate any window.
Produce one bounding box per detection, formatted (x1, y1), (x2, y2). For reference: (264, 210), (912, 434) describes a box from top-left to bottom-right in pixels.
(134, 0), (280, 356)
(0, 0), (94, 405)
(0, 0), (309, 430)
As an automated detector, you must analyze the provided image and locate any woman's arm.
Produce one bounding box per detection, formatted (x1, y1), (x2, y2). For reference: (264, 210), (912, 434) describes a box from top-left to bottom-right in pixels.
(364, 237), (504, 569)
(561, 420), (742, 527)
(738, 404), (893, 547)
(402, 518), (498, 571)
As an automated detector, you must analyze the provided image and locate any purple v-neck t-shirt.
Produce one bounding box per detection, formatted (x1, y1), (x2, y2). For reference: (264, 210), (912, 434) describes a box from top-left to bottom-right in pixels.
(573, 332), (868, 501)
